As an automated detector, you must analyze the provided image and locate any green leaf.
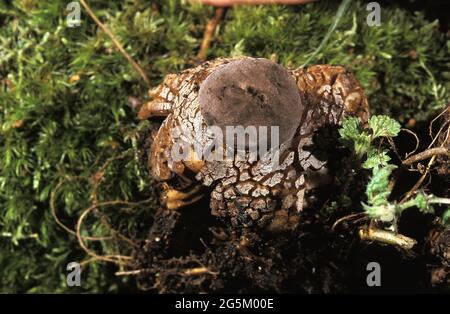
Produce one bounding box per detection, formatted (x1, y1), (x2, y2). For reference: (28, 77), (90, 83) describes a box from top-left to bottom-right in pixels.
(363, 203), (396, 222)
(369, 115), (401, 138)
(365, 165), (397, 207)
(353, 133), (372, 157)
(363, 149), (391, 169)
(414, 192), (432, 213)
(339, 116), (371, 156)
(338, 116), (361, 142)
(363, 165), (398, 222)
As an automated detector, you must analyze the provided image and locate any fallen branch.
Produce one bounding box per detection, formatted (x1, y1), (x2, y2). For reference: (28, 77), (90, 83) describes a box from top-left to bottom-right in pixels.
(402, 147), (449, 165)
(359, 227), (417, 250)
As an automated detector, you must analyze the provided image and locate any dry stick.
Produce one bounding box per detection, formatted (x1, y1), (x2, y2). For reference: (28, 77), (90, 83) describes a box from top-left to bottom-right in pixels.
(76, 200), (135, 265)
(359, 227), (417, 250)
(401, 156), (436, 203)
(76, 197), (154, 264)
(400, 121), (450, 203)
(50, 177), (112, 241)
(196, 7), (226, 62)
(428, 121), (450, 151)
(184, 267), (219, 276)
(79, 0), (151, 87)
(331, 213), (366, 231)
(115, 269), (146, 276)
(79, 256), (101, 268)
(430, 106), (449, 135)
(402, 128), (420, 159)
(402, 147), (449, 165)
(183, 257), (219, 276)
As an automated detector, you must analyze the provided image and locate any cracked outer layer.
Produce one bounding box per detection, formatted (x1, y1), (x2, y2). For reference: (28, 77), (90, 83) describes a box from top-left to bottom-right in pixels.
(139, 57), (369, 232)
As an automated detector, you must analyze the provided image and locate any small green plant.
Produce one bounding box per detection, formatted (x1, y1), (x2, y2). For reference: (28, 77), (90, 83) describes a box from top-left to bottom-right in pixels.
(339, 115), (450, 229)
(363, 165), (434, 224)
(339, 115), (400, 169)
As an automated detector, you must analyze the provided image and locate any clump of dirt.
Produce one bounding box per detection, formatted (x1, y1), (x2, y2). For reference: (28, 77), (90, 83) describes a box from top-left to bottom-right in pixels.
(133, 204), (353, 293)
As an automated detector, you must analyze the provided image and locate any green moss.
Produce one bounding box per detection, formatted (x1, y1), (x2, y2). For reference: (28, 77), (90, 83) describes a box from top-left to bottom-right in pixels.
(0, 0), (448, 292)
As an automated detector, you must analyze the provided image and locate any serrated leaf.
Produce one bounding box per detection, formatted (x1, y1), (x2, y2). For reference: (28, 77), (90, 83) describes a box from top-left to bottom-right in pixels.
(363, 149), (391, 169)
(365, 165), (397, 207)
(363, 203), (396, 222)
(369, 115), (401, 138)
(338, 116), (361, 142)
(339, 117), (371, 156)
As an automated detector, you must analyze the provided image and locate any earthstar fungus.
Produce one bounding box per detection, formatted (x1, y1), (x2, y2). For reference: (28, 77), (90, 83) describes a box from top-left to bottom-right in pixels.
(139, 57), (369, 232)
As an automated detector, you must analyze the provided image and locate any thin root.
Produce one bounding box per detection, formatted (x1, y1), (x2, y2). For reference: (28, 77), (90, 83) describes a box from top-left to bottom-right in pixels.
(332, 213), (366, 231)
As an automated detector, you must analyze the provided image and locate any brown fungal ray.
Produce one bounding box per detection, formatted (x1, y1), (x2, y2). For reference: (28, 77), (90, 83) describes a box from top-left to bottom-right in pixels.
(198, 58), (303, 149)
(291, 64), (369, 139)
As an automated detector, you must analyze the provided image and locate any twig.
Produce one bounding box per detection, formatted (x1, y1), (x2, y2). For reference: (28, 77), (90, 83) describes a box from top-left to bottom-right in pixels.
(331, 212), (366, 231)
(400, 108), (450, 203)
(76, 200), (135, 265)
(428, 106), (449, 146)
(115, 269), (146, 276)
(75, 196), (153, 264)
(196, 7), (226, 62)
(401, 128), (420, 159)
(359, 227), (417, 250)
(184, 267), (219, 276)
(401, 155), (436, 203)
(79, 0), (151, 86)
(402, 147), (449, 165)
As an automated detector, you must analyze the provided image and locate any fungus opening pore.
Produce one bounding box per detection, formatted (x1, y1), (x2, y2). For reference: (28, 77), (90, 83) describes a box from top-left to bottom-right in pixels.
(199, 58), (303, 149)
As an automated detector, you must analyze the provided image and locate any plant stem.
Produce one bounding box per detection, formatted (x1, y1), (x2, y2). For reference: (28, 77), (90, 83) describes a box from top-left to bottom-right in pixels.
(428, 197), (450, 206)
